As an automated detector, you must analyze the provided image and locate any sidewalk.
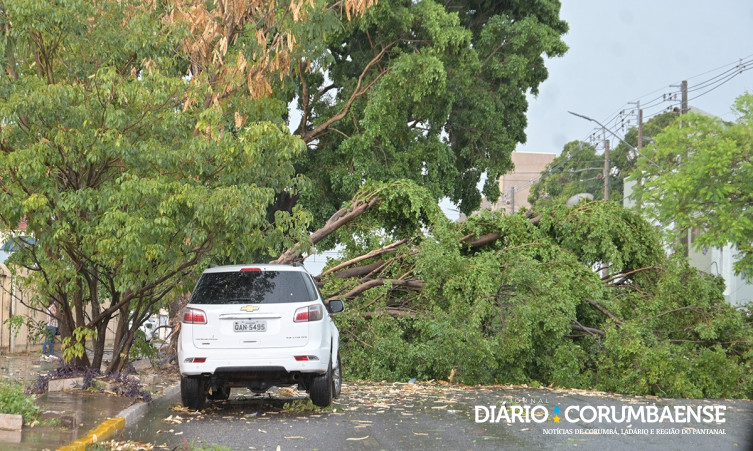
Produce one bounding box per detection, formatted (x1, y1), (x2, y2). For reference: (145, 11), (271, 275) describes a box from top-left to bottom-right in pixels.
(0, 352), (179, 450)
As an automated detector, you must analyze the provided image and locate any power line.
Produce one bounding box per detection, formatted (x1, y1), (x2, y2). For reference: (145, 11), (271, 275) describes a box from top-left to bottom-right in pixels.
(685, 53), (753, 81)
(686, 58), (753, 93)
(688, 65), (753, 102)
(536, 55), (752, 188)
(540, 58), (746, 184)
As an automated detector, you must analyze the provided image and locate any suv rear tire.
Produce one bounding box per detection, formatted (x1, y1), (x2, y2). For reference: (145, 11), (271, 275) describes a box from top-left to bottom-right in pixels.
(310, 358), (334, 407)
(181, 376), (206, 410)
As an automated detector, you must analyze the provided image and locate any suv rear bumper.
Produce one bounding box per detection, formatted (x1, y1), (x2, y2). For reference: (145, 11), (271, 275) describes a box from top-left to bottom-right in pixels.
(178, 340), (331, 376)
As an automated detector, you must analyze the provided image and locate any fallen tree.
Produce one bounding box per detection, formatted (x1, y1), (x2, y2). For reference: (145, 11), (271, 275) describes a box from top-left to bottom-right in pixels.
(275, 181), (753, 399)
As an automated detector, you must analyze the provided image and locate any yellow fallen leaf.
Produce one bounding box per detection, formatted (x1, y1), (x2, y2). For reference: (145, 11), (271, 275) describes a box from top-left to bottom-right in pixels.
(278, 387), (298, 397)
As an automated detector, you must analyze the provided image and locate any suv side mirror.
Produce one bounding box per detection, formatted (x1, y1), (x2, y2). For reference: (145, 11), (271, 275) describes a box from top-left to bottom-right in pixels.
(327, 299), (345, 314)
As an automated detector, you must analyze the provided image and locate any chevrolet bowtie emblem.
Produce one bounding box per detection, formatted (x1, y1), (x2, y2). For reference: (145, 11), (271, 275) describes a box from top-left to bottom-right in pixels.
(240, 305), (259, 312)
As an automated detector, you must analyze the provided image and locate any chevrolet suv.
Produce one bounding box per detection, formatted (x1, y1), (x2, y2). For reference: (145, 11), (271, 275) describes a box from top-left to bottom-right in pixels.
(178, 264), (344, 410)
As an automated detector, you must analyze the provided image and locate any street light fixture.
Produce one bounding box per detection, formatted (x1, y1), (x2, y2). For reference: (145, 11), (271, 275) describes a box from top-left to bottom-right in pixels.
(568, 111), (617, 201)
(568, 111), (638, 152)
(568, 110), (660, 168)
(568, 110), (662, 212)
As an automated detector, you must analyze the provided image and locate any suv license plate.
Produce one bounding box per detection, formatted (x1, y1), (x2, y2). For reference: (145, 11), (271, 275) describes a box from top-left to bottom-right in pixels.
(233, 320), (267, 332)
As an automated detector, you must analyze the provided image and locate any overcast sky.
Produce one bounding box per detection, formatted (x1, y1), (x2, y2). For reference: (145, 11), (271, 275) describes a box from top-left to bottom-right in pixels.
(517, 0), (753, 155)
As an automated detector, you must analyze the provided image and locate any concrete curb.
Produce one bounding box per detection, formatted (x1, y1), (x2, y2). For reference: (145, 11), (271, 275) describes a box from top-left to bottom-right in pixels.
(58, 383), (180, 451)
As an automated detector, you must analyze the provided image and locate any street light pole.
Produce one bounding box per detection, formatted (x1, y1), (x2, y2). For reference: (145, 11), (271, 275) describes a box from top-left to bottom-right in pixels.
(568, 110), (639, 153)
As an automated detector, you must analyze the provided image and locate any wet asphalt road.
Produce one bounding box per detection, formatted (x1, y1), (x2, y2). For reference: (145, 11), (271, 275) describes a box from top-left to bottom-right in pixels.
(121, 382), (753, 450)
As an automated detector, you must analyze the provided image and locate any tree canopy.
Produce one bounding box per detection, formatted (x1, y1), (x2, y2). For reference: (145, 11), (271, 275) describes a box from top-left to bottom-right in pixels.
(287, 0), (569, 219)
(632, 94), (753, 280)
(529, 112), (680, 210)
(0, 0), (570, 370)
(2, 1), (749, 403)
(527, 140), (605, 208)
(0, 0), (333, 370)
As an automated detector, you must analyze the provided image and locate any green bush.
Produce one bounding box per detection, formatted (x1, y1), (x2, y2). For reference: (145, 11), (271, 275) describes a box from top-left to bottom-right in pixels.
(0, 382), (40, 424)
(330, 201), (753, 399)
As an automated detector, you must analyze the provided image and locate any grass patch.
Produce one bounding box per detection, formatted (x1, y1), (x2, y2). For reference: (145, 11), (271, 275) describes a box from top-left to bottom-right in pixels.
(0, 381), (40, 425)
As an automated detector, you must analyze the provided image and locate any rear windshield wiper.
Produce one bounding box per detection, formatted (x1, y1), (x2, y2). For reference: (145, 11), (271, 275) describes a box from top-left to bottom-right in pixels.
(216, 298), (263, 304)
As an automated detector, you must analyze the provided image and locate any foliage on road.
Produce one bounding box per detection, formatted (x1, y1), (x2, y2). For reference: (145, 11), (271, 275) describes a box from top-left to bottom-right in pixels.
(312, 183), (753, 398)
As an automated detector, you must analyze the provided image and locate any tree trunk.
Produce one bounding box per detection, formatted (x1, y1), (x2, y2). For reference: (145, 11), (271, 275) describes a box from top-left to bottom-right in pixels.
(273, 196), (380, 264)
(318, 238), (407, 278)
(88, 268), (107, 370)
(333, 278), (426, 300)
(108, 302), (130, 373)
(70, 284), (91, 369)
(91, 317), (109, 371)
(331, 261), (386, 280)
(108, 325), (136, 373)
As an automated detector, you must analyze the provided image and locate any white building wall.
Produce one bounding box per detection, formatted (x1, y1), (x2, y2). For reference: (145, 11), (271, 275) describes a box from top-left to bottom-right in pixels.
(624, 177), (753, 307)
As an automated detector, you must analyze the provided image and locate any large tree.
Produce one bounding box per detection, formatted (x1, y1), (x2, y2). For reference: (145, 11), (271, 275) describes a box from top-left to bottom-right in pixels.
(0, 0), (568, 371)
(286, 0), (569, 219)
(0, 0), (361, 371)
(631, 94), (753, 280)
(294, 182), (752, 398)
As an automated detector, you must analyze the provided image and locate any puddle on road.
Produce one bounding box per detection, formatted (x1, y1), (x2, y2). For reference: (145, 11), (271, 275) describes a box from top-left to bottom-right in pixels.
(0, 390), (133, 450)
(0, 354), (134, 450)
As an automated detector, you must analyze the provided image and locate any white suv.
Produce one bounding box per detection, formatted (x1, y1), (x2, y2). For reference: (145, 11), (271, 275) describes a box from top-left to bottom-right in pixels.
(178, 264), (344, 410)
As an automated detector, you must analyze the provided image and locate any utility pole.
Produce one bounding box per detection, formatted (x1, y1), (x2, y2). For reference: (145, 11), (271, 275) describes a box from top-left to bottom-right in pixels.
(627, 101), (644, 156)
(629, 100), (643, 210)
(603, 134), (610, 201)
(636, 104), (643, 211)
(509, 186), (515, 214)
(636, 105), (643, 152)
(681, 80), (688, 114)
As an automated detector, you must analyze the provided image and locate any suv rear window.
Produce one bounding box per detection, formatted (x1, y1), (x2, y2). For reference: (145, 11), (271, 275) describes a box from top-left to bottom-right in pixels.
(190, 271), (317, 304)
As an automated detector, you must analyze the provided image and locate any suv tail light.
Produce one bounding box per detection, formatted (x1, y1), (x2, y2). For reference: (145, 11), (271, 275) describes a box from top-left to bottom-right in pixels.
(294, 304), (323, 322)
(183, 307), (207, 324)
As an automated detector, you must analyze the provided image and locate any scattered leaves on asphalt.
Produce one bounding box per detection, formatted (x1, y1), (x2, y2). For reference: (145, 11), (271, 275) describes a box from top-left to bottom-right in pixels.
(96, 440), (170, 450)
(162, 414), (184, 424)
(346, 435), (369, 440)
